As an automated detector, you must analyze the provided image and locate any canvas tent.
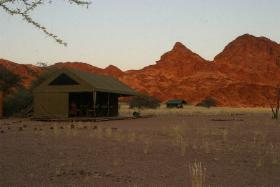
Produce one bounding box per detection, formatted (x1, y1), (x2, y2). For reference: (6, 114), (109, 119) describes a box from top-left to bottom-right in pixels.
(33, 68), (137, 118)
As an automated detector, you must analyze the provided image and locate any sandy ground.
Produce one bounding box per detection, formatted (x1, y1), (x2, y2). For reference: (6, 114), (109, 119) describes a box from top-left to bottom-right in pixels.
(1, 109), (280, 186)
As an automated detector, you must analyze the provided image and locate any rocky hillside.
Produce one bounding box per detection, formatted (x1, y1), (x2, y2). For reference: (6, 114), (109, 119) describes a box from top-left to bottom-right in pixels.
(0, 59), (42, 87)
(1, 34), (280, 107)
(124, 34), (280, 107)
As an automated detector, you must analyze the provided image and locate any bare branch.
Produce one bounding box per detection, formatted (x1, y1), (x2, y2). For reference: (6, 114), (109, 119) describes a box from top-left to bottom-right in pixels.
(0, 0), (91, 46)
(24, 0), (43, 13)
(68, 0), (91, 5)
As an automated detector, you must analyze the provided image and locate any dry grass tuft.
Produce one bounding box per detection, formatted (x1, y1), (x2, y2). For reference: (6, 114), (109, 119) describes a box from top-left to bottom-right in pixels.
(105, 128), (113, 138)
(270, 143), (280, 165)
(127, 131), (136, 143)
(189, 161), (207, 187)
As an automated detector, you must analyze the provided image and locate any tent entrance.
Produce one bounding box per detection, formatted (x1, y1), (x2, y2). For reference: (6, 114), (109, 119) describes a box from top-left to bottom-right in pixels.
(94, 92), (119, 117)
(68, 92), (119, 117)
(69, 92), (93, 117)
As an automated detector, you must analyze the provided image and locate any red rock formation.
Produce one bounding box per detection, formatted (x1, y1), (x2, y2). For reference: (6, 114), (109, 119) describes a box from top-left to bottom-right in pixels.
(54, 62), (104, 74)
(104, 65), (124, 77)
(120, 34), (280, 107)
(53, 62), (124, 78)
(0, 59), (42, 87)
(1, 34), (280, 107)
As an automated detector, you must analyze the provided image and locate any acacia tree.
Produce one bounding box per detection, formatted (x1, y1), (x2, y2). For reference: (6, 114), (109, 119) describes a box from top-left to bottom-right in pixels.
(265, 85), (280, 119)
(0, 0), (91, 46)
(266, 56), (280, 119)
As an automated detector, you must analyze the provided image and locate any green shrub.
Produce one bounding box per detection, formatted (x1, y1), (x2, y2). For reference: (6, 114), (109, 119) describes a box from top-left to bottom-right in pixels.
(0, 64), (22, 94)
(0, 65), (28, 117)
(3, 89), (33, 117)
(196, 97), (217, 108)
(129, 94), (160, 109)
(1, 66), (60, 117)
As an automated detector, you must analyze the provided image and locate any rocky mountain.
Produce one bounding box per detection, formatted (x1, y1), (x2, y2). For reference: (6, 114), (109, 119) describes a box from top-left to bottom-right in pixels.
(120, 34), (280, 107)
(212, 34), (280, 106)
(1, 34), (280, 107)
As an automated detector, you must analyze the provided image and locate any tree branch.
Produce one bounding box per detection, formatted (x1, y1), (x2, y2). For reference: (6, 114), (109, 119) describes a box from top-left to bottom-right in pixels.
(0, 0), (91, 46)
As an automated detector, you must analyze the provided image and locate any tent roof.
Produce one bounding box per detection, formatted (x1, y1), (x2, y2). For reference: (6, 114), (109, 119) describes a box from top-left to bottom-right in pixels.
(35, 68), (137, 96)
(69, 68), (137, 95)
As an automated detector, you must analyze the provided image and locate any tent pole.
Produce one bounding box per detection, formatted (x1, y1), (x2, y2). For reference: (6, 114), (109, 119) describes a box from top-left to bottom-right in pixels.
(93, 91), (96, 118)
(0, 91), (3, 118)
(107, 93), (110, 116)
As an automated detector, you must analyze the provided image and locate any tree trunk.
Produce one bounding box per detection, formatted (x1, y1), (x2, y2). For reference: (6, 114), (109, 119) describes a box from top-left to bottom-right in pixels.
(276, 87), (280, 119)
(272, 87), (280, 119)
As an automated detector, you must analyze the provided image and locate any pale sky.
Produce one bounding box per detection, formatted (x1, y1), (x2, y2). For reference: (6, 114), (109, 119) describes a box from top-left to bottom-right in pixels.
(0, 0), (279, 70)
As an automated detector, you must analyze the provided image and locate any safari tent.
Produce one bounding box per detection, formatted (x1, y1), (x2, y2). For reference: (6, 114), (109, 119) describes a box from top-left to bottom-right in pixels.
(33, 68), (137, 118)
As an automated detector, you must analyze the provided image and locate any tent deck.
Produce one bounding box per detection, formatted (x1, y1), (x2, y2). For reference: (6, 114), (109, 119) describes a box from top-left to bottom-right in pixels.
(31, 115), (138, 122)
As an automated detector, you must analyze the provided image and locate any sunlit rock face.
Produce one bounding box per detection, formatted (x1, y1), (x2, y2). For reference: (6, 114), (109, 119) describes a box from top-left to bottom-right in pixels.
(1, 34), (280, 107)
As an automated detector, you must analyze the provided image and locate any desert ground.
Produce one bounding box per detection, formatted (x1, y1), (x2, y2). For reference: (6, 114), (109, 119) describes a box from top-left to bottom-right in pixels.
(1, 105), (280, 187)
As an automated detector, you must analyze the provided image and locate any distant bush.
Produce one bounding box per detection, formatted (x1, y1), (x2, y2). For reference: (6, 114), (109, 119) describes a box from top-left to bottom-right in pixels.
(3, 89), (33, 117)
(196, 97), (217, 108)
(129, 94), (160, 109)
